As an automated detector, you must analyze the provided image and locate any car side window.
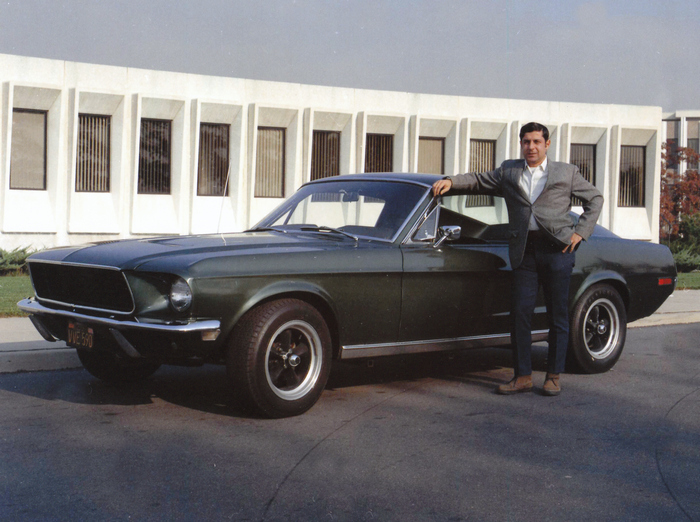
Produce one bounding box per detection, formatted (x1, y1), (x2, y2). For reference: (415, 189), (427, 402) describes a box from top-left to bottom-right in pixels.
(439, 195), (510, 242)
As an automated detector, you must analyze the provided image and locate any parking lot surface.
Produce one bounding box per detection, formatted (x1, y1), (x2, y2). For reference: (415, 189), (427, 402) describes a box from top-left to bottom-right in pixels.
(0, 323), (698, 521)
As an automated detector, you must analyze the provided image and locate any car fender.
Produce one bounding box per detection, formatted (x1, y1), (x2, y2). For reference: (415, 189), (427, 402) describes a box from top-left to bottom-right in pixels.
(571, 270), (629, 311)
(222, 280), (340, 343)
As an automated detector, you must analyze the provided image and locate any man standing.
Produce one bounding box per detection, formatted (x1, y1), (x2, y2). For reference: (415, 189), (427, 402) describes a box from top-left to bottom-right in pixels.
(432, 122), (603, 396)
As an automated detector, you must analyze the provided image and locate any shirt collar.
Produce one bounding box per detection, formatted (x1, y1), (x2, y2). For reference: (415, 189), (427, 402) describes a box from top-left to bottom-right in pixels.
(526, 157), (548, 175)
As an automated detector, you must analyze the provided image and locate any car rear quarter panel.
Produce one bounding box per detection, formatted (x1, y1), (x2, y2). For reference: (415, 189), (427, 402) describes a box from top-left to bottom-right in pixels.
(572, 236), (676, 322)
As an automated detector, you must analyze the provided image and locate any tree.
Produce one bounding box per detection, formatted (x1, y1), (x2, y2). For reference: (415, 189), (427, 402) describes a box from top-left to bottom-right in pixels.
(660, 141), (700, 241)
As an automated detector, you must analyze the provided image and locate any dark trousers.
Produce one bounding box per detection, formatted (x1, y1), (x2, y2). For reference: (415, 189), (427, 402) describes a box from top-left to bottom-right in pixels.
(511, 232), (575, 376)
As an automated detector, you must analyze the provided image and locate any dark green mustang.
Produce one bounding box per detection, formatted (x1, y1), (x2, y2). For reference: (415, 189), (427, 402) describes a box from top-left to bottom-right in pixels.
(19, 174), (676, 417)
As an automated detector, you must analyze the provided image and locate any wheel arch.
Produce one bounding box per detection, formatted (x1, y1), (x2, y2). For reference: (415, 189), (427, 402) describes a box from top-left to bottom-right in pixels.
(571, 271), (630, 316)
(222, 282), (341, 360)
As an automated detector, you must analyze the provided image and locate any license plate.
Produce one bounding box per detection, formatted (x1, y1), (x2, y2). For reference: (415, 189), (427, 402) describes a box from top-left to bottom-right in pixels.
(67, 322), (94, 349)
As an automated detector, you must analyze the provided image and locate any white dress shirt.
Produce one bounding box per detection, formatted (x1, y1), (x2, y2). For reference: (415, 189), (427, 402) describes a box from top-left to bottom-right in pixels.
(520, 157), (548, 230)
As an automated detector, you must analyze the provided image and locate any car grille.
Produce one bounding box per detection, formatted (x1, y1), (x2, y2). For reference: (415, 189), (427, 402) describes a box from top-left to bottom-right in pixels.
(29, 262), (134, 313)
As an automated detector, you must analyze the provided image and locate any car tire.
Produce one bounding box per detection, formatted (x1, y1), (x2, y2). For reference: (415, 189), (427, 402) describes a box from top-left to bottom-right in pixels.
(568, 284), (627, 374)
(77, 349), (162, 383)
(227, 299), (332, 418)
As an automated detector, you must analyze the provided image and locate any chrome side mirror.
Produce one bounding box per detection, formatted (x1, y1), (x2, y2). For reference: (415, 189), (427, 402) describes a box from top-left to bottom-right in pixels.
(433, 225), (461, 248)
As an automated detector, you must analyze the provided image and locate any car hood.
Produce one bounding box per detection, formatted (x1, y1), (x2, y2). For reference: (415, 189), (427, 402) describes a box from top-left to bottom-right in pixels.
(28, 232), (368, 274)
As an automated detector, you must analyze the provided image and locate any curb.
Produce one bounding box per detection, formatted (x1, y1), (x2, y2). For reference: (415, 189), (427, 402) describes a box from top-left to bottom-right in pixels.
(1, 347), (81, 374)
(629, 312), (700, 329)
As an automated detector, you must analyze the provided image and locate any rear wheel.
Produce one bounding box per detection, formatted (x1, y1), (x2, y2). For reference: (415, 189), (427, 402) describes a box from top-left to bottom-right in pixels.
(77, 349), (162, 383)
(227, 299), (332, 418)
(568, 284), (627, 373)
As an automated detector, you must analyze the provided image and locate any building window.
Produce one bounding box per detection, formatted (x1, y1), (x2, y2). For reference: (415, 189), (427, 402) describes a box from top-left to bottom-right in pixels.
(198, 123), (230, 196)
(570, 144), (596, 206)
(256, 127), (285, 198)
(688, 119), (699, 170)
(466, 139), (496, 207)
(76, 114), (110, 193)
(365, 133), (393, 173)
(418, 137), (444, 175)
(311, 130), (340, 181)
(10, 109), (47, 190)
(138, 118), (171, 194)
(665, 120), (680, 172)
(619, 145), (645, 207)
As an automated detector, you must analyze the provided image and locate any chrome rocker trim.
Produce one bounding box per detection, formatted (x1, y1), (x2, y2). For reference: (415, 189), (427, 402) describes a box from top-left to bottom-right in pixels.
(340, 330), (549, 359)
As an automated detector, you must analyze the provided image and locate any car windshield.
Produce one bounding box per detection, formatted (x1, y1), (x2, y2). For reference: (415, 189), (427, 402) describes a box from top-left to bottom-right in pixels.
(254, 179), (428, 241)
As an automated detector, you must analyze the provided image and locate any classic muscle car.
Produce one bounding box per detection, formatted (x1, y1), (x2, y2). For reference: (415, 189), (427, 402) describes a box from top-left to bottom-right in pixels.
(18, 174), (676, 417)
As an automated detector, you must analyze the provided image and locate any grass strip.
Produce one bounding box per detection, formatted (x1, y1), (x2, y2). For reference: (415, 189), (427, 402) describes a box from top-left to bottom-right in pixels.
(0, 275), (33, 317)
(677, 271), (700, 290)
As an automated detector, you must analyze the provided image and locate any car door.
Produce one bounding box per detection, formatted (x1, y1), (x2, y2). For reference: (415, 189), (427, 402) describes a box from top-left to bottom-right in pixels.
(399, 195), (515, 342)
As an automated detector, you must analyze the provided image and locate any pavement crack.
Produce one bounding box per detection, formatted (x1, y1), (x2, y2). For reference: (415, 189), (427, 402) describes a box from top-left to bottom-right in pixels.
(259, 382), (423, 521)
(654, 385), (700, 522)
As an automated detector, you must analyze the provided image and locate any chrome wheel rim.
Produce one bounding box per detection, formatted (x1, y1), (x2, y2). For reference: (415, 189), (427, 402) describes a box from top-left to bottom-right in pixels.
(265, 320), (323, 400)
(582, 297), (620, 360)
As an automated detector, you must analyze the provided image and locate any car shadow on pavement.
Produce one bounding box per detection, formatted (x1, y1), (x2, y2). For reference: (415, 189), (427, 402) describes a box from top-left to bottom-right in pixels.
(0, 344), (555, 419)
(326, 344), (552, 392)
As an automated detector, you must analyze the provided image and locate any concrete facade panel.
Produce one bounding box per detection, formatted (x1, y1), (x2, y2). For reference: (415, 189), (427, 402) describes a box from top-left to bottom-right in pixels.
(0, 53), (664, 250)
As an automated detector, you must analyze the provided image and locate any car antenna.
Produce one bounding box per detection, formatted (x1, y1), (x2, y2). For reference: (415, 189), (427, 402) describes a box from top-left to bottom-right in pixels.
(216, 163), (232, 239)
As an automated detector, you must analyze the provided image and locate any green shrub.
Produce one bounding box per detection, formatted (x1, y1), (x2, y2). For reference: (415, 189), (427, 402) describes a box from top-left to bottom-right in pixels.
(672, 246), (700, 273)
(0, 247), (33, 275)
(678, 212), (700, 243)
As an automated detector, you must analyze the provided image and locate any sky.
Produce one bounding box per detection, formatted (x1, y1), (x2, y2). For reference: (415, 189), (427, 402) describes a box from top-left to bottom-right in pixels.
(0, 0), (697, 112)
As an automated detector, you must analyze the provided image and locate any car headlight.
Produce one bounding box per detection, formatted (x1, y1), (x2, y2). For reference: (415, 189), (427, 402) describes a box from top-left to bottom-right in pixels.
(169, 278), (193, 312)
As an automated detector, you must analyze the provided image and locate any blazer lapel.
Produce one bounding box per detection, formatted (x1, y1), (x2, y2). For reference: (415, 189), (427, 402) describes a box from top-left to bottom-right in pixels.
(509, 160), (531, 204)
(541, 159), (559, 193)
(532, 158), (558, 204)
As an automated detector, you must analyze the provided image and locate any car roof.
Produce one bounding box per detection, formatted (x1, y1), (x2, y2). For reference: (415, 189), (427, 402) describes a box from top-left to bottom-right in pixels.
(306, 172), (444, 188)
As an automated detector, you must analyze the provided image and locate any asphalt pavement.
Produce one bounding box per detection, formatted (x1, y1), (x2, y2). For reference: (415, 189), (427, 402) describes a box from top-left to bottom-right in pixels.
(1, 290), (699, 374)
(1, 323), (699, 521)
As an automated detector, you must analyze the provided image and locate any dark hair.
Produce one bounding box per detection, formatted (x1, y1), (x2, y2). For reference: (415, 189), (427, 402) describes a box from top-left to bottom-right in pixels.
(519, 122), (549, 142)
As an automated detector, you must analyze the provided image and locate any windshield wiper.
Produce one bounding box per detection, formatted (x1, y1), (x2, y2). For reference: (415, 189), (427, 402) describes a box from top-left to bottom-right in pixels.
(299, 225), (359, 241)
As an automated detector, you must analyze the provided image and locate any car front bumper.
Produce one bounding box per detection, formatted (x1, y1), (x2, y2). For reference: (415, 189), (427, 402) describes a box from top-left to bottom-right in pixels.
(18, 298), (222, 360)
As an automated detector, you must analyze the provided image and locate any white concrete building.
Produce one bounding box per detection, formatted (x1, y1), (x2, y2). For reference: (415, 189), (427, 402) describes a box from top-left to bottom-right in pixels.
(0, 53), (663, 250)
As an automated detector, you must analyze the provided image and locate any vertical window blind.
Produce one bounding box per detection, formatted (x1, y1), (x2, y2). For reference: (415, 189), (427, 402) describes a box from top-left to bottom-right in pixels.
(76, 114), (110, 192)
(418, 137), (444, 175)
(465, 139), (496, 207)
(665, 120), (680, 172)
(688, 119), (699, 170)
(10, 109), (47, 190)
(255, 127), (285, 198)
(619, 146), (645, 207)
(198, 123), (230, 196)
(138, 118), (171, 194)
(570, 144), (596, 206)
(365, 133), (393, 173)
(311, 130), (340, 180)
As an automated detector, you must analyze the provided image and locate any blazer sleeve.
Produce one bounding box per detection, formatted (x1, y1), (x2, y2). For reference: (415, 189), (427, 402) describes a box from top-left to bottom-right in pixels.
(448, 165), (505, 195)
(570, 166), (604, 240)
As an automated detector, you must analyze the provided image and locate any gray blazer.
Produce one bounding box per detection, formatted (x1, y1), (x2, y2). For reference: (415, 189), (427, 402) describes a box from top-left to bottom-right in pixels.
(449, 159), (604, 268)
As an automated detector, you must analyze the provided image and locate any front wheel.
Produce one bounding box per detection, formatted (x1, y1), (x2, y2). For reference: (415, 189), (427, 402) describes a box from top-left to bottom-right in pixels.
(568, 284), (627, 374)
(227, 299), (332, 418)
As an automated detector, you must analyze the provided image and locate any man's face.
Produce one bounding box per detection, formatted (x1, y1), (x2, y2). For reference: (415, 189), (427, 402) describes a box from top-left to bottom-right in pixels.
(520, 131), (550, 167)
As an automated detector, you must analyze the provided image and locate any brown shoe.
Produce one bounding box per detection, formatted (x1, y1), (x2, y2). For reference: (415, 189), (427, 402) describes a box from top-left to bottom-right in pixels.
(543, 373), (561, 396)
(496, 375), (533, 395)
